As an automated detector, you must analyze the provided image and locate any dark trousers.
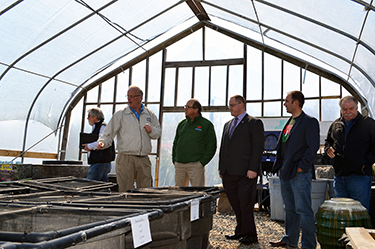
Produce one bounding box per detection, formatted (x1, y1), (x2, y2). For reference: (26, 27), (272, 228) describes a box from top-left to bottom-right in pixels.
(222, 173), (257, 237)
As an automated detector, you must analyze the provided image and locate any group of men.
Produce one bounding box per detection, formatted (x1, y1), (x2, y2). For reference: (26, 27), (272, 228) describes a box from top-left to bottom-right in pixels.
(82, 86), (375, 248)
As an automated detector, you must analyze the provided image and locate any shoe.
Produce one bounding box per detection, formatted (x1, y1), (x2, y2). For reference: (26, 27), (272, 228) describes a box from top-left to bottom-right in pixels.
(225, 234), (243, 240)
(239, 235), (258, 244)
(269, 240), (288, 247)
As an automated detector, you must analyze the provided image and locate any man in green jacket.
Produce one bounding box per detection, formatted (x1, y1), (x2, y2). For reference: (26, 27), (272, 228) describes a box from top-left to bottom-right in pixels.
(172, 99), (217, 186)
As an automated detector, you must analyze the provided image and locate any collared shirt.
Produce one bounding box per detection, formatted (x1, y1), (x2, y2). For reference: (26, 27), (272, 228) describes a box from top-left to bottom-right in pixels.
(232, 111), (247, 129)
(130, 104), (144, 120)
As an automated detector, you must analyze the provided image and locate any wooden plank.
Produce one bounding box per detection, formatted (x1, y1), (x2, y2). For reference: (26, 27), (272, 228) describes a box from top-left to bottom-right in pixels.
(165, 58), (244, 68)
(0, 149), (57, 159)
(345, 227), (375, 249)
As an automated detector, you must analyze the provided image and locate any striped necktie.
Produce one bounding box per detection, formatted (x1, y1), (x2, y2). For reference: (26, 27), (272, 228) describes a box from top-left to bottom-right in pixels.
(229, 117), (238, 139)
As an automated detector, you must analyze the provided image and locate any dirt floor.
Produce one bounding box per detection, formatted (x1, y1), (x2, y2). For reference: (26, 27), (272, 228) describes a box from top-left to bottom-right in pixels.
(209, 210), (322, 249)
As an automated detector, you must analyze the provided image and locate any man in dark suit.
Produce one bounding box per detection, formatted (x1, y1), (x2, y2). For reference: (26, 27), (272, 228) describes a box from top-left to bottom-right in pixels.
(219, 95), (265, 245)
(270, 91), (320, 249)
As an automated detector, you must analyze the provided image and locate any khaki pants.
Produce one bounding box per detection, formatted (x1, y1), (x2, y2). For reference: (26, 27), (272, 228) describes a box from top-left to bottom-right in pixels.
(116, 154), (152, 192)
(174, 161), (205, 187)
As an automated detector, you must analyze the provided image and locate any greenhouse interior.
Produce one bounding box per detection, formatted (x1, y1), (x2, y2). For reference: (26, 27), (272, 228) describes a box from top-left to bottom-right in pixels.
(1, 0), (375, 186)
(2, 1), (375, 248)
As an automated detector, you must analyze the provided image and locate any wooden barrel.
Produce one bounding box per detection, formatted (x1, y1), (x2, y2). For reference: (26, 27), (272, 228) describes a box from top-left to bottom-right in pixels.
(315, 198), (371, 248)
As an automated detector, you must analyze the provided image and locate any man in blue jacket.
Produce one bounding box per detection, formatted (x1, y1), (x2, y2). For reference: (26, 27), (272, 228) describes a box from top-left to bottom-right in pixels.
(270, 91), (320, 249)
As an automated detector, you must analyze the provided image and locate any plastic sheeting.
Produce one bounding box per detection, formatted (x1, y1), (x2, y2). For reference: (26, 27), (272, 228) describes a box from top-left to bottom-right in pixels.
(0, 0), (375, 155)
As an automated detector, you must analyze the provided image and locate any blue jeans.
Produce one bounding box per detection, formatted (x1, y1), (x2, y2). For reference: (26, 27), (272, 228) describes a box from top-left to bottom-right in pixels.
(87, 162), (111, 182)
(334, 174), (372, 211)
(280, 170), (316, 249)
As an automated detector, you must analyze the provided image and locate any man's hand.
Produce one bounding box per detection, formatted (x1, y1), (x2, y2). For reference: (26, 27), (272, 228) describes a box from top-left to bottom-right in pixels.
(97, 142), (104, 150)
(144, 123), (152, 133)
(326, 147), (336, 158)
(83, 144), (89, 151)
(247, 170), (257, 179)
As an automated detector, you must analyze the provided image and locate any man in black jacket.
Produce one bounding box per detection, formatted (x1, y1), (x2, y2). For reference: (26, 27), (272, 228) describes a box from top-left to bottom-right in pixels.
(325, 95), (375, 211)
(219, 95), (264, 245)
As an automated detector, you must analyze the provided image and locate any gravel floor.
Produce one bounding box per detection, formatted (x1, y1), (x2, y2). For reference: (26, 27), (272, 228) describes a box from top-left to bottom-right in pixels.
(208, 210), (322, 249)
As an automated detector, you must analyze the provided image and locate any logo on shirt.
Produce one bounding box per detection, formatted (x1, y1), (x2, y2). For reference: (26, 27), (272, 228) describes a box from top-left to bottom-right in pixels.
(282, 124), (293, 142)
(146, 117), (151, 122)
(195, 125), (202, 131)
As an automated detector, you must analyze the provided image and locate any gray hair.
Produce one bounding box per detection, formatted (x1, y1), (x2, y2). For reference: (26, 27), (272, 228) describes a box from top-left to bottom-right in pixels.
(88, 107), (104, 121)
(339, 96), (358, 107)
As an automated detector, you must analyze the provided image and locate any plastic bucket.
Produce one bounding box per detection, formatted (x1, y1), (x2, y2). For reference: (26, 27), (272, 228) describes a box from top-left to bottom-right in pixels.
(269, 177), (327, 221)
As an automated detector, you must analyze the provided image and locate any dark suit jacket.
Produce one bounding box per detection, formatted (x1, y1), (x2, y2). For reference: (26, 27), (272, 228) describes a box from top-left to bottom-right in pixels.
(219, 114), (265, 176)
(272, 111), (320, 181)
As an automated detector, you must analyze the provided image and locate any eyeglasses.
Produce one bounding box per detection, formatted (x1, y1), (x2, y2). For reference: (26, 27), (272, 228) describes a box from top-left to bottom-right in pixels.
(126, 94), (141, 98)
(184, 105), (195, 109)
(229, 102), (241, 108)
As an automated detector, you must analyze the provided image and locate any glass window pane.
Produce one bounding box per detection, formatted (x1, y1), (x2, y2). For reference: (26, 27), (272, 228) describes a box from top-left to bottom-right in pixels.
(164, 68), (176, 106)
(100, 104), (114, 123)
(177, 67), (192, 106)
(264, 54), (282, 100)
(117, 70), (129, 103)
(321, 78), (340, 97)
(322, 99), (340, 121)
(205, 29), (243, 60)
(283, 61), (300, 94)
(160, 112), (186, 186)
(247, 46), (262, 100)
(166, 29), (203, 61)
(115, 104), (127, 112)
(148, 52), (162, 102)
(302, 71), (319, 98)
(211, 66), (226, 106)
(303, 99), (319, 120)
(264, 101), (281, 117)
(228, 65), (243, 98)
(247, 103), (261, 117)
(87, 87), (99, 103)
(194, 67), (209, 106)
(101, 77), (115, 103)
(131, 61), (146, 92)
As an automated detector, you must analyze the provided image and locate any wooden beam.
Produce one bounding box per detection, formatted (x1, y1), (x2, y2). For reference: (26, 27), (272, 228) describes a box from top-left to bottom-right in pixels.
(165, 58), (244, 68)
(186, 0), (210, 21)
(0, 149), (57, 159)
(345, 227), (375, 249)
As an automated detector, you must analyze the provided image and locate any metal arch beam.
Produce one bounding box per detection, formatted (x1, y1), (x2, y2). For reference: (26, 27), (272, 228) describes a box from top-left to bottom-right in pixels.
(200, 1), (375, 88)
(0, 0), (118, 82)
(201, 21), (368, 109)
(352, 0), (375, 11)
(55, 0), (193, 137)
(57, 21), (205, 159)
(18, 0), (189, 161)
(57, 20), (373, 158)
(0, 0), (23, 16)
(59, 21), (205, 127)
(253, 0), (375, 58)
(347, 0), (373, 82)
(201, 0), (375, 61)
